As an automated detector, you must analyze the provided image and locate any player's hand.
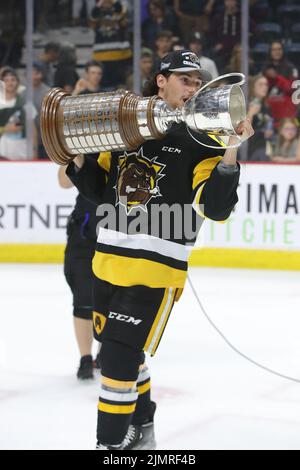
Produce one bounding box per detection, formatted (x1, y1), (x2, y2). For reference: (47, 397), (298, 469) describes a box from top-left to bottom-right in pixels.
(73, 154), (84, 169)
(228, 118), (254, 146)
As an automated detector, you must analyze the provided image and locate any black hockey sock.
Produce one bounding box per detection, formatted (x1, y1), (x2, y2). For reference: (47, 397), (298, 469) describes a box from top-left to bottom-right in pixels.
(132, 362), (153, 425)
(97, 340), (143, 446)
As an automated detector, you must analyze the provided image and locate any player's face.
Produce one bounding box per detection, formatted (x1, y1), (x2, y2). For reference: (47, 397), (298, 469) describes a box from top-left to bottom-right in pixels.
(158, 72), (203, 109)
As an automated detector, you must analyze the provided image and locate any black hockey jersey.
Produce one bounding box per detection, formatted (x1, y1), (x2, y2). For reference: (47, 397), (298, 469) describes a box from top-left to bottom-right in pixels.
(67, 124), (240, 289)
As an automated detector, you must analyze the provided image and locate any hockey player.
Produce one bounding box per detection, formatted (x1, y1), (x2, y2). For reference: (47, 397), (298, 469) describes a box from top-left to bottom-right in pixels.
(66, 50), (254, 449)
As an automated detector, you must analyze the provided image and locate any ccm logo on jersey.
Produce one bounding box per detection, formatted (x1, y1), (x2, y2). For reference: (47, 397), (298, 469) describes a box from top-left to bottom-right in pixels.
(108, 312), (142, 325)
(162, 146), (182, 154)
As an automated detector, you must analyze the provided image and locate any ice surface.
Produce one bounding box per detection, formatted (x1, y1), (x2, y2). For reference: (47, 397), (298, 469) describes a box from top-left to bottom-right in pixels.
(0, 264), (300, 450)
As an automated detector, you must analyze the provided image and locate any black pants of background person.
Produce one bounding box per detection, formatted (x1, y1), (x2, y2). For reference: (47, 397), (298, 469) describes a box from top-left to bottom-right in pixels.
(64, 217), (97, 378)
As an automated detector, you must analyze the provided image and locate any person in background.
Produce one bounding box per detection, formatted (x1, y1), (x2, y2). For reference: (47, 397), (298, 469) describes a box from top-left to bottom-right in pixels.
(0, 67), (38, 160)
(73, 60), (104, 96)
(263, 41), (298, 127)
(174, 0), (215, 43)
(39, 41), (60, 87)
(264, 40), (298, 82)
(90, 0), (132, 89)
(54, 43), (79, 94)
(32, 62), (50, 159)
(267, 118), (300, 163)
(172, 40), (185, 51)
(58, 163), (101, 380)
(32, 62), (50, 112)
(224, 43), (255, 75)
(209, 0), (244, 73)
(152, 30), (174, 70)
(126, 48), (154, 93)
(187, 33), (218, 79)
(247, 74), (274, 161)
(72, 0), (96, 26)
(142, 0), (179, 50)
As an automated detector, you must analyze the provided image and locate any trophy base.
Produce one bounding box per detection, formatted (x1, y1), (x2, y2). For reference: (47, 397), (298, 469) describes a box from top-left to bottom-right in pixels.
(40, 88), (75, 166)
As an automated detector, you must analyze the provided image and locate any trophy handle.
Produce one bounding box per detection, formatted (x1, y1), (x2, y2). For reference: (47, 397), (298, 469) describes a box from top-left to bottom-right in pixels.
(200, 73), (246, 93)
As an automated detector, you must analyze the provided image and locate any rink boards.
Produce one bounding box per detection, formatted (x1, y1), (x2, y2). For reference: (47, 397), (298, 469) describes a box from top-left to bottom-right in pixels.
(0, 161), (300, 270)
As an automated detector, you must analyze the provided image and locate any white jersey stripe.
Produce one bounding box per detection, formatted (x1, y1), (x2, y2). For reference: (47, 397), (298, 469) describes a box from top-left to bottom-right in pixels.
(97, 228), (189, 263)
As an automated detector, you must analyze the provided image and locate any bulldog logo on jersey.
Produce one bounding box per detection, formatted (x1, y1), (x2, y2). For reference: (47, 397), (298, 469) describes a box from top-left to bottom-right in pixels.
(115, 149), (165, 214)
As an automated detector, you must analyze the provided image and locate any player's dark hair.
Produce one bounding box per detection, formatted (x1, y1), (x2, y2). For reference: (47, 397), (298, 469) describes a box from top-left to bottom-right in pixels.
(142, 71), (172, 97)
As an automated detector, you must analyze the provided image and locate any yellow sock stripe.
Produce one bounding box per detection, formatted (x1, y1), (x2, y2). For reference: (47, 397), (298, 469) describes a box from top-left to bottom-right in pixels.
(144, 288), (170, 352)
(101, 376), (136, 390)
(98, 402), (136, 414)
(137, 381), (151, 395)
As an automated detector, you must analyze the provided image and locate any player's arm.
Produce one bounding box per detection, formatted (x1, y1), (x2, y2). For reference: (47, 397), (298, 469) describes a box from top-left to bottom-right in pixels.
(66, 153), (110, 205)
(192, 119), (254, 221)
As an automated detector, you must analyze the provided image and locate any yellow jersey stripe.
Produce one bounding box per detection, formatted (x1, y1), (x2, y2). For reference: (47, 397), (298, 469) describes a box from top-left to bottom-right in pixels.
(207, 134), (227, 147)
(193, 156), (223, 190)
(98, 402), (136, 414)
(143, 288), (169, 352)
(193, 182), (227, 224)
(145, 288), (176, 356)
(151, 289), (176, 355)
(92, 252), (187, 288)
(98, 152), (112, 173)
(193, 182), (206, 217)
(93, 49), (132, 61)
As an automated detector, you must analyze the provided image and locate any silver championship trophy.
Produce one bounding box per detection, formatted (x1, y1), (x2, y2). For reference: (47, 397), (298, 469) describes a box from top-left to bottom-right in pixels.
(40, 73), (246, 165)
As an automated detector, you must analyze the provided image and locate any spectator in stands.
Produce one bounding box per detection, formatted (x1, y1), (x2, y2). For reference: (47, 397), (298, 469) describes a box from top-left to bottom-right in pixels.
(153, 30), (174, 70)
(172, 40), (185, 51)
(209, 0), (243, 73)
(247, 74), (274, 161)
(0, 2), (24, 68)
(32, 62), (50, 160)
(174, 0), (215, 43)
(90, 0), (132, 89)
(264, 41), (298, 81)
(32, 62), (50, 112)
(142, 0), (179, 50)
(267, 118), (300, 163)
(263, 41), (298, 127)
(72, 0), (96, 26)
(0, 67), (38, 160)
(224, 43), (255, 75)
(187, 33), (218, 79)
(73, 60), (104, 95)
(39, 42), (60, 87)
(126, 48), (154, 93)
(54, 43), (79, 94)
